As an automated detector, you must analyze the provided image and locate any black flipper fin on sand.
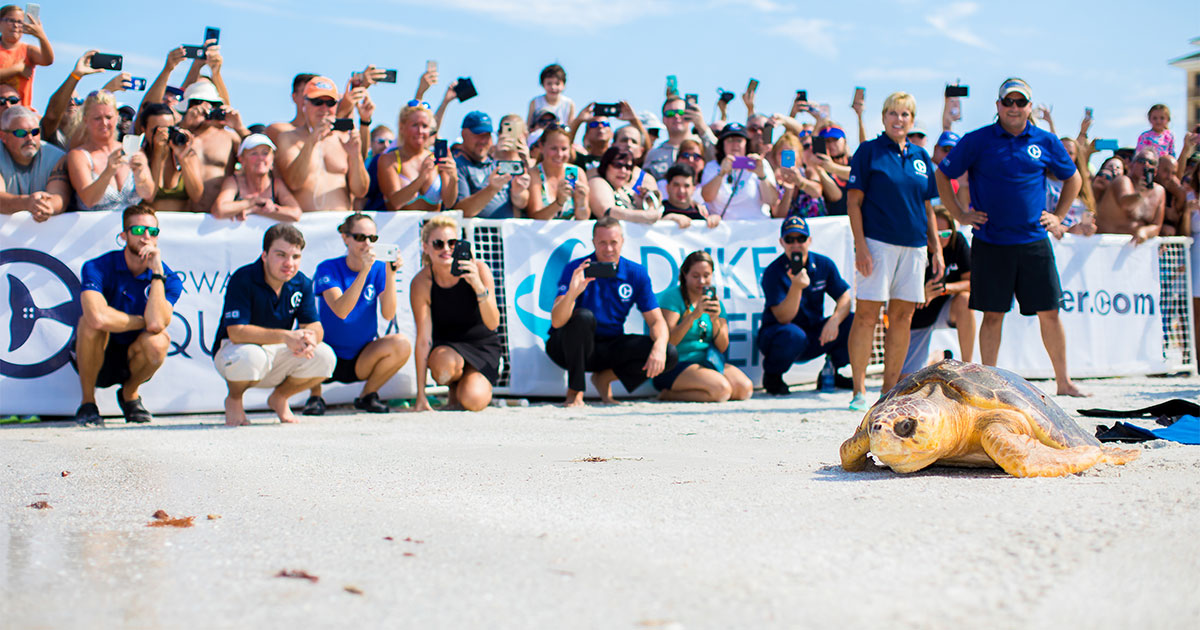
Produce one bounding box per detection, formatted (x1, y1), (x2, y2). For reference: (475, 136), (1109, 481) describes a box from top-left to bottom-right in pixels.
(1094, 422), (1160, 443)
(1077, 399), (1199, 419)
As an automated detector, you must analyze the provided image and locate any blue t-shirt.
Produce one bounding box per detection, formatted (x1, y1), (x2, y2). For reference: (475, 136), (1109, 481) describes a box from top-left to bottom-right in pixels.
(937, 121), (1077, 245)
(556, 255), (658, 337)
(213, 258), (319, 349)
(759, 252), (849, 331)
(455, 154), (513, 218)
(80, 250), (183, 345)
(847, 134), (937, 247)
(313, 256), (388, 359)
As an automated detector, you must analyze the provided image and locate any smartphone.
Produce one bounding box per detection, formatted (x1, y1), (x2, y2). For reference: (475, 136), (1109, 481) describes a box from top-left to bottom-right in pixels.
(1085, 107), (1094, 119)
(204, 26), (220, 45)
(780, 149), (796, 169)
(450, 240), (473, 276)
(1095, 139), (1119, 151)
(853, 87), (865, 105)
(426, 60), (437, 74)
(564, 165), (579, 187)
(24, 3), (38, 21)
(584, 262), (617, 279)
(181, 45), (206, 60)
(497, 160), (525, 176)
(374, 243), (401, 262)
(704, 286), (717, 300)
(747, 78), (759, 93)
(762, 124), (774, 145)
(121, 133), (143, 157)
(945, 85), (969, 98)
(731, 156), (757, 170)
(812, 136), (828, 155)
(594, 102), (621, 117)
(818, 103), (831, 119)
(127, 77), (147, 91)
(795, 90), (808, 103)
(89, 53), (123, 71)
(379, 69), (398, 83)
(331, 118), (354, 132)
(433, 139), (448, 160)
(666, 75), (678, 97)
(684, 94), (699, 108)
(453, 77), (477, 102)
(789, 252), (806, 275)
(718, 89), (735, 104)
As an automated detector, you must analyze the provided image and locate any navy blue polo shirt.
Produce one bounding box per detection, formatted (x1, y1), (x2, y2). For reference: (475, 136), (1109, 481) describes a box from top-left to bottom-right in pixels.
(847, 134), (938, 247)
(313, 256), (387, 359)
(556, 255), (658, 337)
(80, 250), (184, 345)
(213, 258), (319, 348)
(759, 252), (849, 331)
(938, 121), (1076, 245)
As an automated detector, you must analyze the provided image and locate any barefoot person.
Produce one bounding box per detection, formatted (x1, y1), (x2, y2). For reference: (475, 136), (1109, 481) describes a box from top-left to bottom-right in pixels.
(410, 215), (501, 412)
(546, 217), (677, 406)
(935, 77), (1087, 397)
(72, 204), (183, 426)
(212, 224), (335, 426)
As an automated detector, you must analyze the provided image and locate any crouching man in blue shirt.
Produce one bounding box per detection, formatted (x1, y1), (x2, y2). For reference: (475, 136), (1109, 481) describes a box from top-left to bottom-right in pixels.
(546, 217), (678, 407)
(212, 224), (336, 426)
(73, 204), (184, 425)
(758, 216), (854, 396)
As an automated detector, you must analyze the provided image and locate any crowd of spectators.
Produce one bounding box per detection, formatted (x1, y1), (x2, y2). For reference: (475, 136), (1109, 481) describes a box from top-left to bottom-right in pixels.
(3, 12), (1198, 418)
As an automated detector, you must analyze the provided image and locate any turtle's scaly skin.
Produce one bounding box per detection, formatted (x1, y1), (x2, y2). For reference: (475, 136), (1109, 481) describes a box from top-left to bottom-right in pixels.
(839, 360), (1140, 478)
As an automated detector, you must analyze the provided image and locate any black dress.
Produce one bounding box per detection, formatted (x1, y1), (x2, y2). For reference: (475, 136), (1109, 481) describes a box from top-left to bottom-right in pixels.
(430, 276), (502, 385)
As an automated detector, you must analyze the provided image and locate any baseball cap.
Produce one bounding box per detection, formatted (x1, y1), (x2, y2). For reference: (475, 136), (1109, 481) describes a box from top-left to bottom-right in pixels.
(935, 131), (960, 147)
(534, 106), (557, 122)
(719, 122), (749, 140)
(303, 76), (339, 101)
(239, 133), (276, 154)
(907, 127), (928, 138)
(818, 125), (845, 139)
(781, 216), (810, 238)
(462, 111), (493, 135)
(639, 110), (665, 133)
(183, 81), (223, 105)
(998, 77), (1032, 100)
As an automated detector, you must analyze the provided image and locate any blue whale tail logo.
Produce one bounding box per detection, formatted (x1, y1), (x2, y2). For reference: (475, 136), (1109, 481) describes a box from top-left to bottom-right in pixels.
(513, 238), (584, 341)
(7, 273), (81, 351)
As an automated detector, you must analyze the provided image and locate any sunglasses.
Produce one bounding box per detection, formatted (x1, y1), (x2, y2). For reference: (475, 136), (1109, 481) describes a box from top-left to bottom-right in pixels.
(611, 161), (634, 170)
(430, 238), (459, 250)
(938, 229), (953, 238)
(663, 109), (686, 118)
(0, 96), (19, 106)
(679, 151), (702, 160)
(8, 128), (39, 137)
(587, 121), (611, 129)
(128, 225), (160, 236)
(406, 99), (432, 110)
(70, 97), (84, 106)
(348, 233), (379, 242)
(783, 235), (806, 244)
(307, 97), (337, 108)
(1000, 97), (1030, 108)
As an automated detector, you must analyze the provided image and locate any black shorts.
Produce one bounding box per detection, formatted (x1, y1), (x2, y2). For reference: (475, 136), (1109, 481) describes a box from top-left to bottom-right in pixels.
(70, 338), (132, 389)
(969, 237), (1061, 315)
(326, 351), (364, 384)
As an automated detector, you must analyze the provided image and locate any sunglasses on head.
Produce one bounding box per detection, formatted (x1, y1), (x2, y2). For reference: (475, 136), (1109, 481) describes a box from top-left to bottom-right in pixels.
(406, 99), (432, 110)
(1000, 97), (1029, 108)
(349, 233), (379, 242)
(679, 151), (702, 160)
(128, 225), (160, 237)
(0, 96), (19, 106)
(783, 235), (806, 244)
(8, 128), (39, 137)
(587, 121), (611, 129)
(307, 97), (337, 108)
(663, 109), (686, 118)
(430, 238), (459, 250)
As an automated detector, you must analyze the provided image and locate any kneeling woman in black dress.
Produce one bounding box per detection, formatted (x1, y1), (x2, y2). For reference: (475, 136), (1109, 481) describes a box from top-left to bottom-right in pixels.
(410, 215), (501, 411)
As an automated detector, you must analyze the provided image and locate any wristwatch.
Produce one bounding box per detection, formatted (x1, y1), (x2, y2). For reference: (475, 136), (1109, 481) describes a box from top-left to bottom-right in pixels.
(150, 273), (167, 283)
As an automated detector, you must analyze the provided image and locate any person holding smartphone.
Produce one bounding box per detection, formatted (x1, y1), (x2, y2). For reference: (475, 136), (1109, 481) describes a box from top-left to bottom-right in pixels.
(758, 217), (853, 396)
(66, 91), (154, 211)
(587, 146), (662, 223)
(275, 76), (369, 212)
(377, 102), (457, 211)
(0, 5), (53, 107)
(654, 250), (751, 402)
(300, 213), (411, 415)
(699, 123), (778, 220)
(527, 124), (590, 220)
(409, 215), (501, 412)
(546, 217), (677, 407)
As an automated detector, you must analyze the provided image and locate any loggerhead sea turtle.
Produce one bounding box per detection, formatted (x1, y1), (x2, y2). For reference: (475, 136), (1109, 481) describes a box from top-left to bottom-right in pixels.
(839, 359), (1140, 478)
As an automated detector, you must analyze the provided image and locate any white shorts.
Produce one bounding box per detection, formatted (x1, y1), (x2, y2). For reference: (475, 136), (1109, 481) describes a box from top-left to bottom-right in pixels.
(855, 238), (927, 303)
(214, 340), (335, 388)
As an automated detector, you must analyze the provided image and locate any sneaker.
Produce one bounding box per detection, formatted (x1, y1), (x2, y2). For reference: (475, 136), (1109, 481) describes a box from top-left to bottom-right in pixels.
(301, 396), (327, 416)
(848, 393), (870, 412)
(117, 388), (152, 423)
(354, 392), (390, 414)
(74, 402), (103, 426)
(763, 372), (790, 396)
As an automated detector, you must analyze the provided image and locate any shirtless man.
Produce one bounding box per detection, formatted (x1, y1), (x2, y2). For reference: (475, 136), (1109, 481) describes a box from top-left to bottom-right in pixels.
(265, 73), (316, 144)
(179, 79), (245, 212)
(1095, 146), (1165, 245)
(274, 76), (368, 211)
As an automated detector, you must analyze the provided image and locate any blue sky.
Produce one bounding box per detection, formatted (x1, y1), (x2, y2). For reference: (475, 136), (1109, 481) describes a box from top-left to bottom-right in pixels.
(32, 0), (1200, 155)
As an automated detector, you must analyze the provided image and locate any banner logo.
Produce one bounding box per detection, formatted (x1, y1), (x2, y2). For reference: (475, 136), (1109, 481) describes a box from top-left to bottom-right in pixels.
(513, 239), (585, 341)
(1, 248), (82, 378)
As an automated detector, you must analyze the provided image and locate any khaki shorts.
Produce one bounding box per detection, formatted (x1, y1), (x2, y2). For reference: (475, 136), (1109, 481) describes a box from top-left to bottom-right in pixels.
(855, 237), (927, 303)
(214, 340), (335, 388)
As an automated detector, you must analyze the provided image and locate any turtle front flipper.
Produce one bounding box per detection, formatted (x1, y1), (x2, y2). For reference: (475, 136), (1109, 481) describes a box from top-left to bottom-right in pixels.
(1100, 445), (1140, 466)
(840, 417), (872, 471)
(980, 419), (1104, 478)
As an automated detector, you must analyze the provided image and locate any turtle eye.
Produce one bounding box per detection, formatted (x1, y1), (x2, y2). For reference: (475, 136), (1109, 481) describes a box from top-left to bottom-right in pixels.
(894, 418), (917, 438)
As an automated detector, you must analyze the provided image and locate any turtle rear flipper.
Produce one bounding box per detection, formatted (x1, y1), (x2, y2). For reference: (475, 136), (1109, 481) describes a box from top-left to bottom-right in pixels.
(980, 420), (1105, 478)
(840, 417), (872, 471)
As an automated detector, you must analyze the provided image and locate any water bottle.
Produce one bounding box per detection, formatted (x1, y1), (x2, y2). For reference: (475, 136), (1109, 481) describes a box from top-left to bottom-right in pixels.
(818, 358), (835, 391)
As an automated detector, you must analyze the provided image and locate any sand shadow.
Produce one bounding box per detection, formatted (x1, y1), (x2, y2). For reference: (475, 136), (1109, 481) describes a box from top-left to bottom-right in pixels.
(812, 462), (1010, 482)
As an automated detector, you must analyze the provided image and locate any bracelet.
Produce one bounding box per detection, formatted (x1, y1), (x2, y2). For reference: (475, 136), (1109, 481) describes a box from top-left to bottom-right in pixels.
(70, 71), (83, 81)
(359, 119), (372, 126)
(150, 273), (166, 283)
(757, 174), (768, 180)
(476, 289), (490, 301)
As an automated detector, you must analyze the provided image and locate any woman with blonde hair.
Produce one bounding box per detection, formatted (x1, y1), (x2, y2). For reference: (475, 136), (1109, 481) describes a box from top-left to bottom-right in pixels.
(65, 90), (154, 211)
(526, 124), (590, 219)
(377, 102), (457, 210)
(410, 215), (501, 411)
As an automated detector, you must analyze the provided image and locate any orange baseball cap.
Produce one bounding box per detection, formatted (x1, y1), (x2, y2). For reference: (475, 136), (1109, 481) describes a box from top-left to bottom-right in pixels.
(303, 76), (339, 101)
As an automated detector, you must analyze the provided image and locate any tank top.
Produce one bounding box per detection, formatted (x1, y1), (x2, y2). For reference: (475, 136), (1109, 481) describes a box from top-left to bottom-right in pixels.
(537, 164), (575, 218)
(532, 94), (573, 125)
(233, 173), (280, 203)
(77, 150), (140, 212)
(430, 276), (493, 344)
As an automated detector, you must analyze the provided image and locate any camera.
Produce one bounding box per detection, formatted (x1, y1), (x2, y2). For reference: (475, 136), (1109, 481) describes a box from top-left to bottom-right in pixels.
(168, 126), (188, 147)
(205, 107), (226, 121)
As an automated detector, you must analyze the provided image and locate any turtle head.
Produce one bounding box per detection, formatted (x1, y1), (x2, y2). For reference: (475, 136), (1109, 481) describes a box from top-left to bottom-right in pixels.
(865, 394), (950, 473)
